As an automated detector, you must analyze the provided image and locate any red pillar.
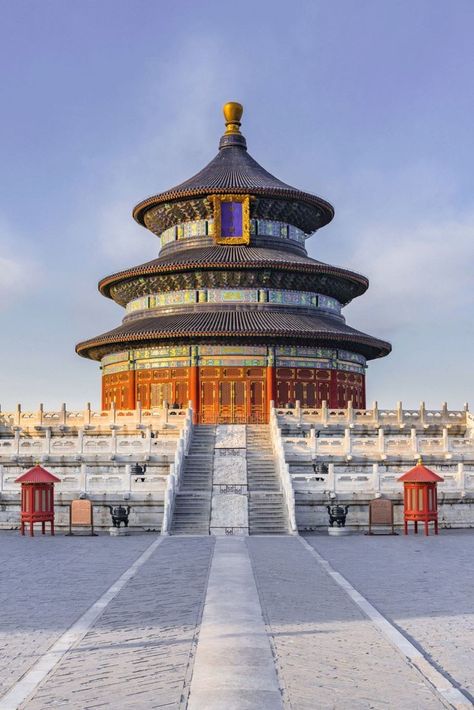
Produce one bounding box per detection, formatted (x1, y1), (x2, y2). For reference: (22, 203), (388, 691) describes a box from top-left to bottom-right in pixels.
(266, 365), (276, 421)
(126, 370), (136, 409)
(329, 371), (338, 408)
(189, 366), (199, 423)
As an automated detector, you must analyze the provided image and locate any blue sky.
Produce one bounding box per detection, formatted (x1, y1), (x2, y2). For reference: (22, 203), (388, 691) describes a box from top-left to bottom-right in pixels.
(0, 0), (473, 410)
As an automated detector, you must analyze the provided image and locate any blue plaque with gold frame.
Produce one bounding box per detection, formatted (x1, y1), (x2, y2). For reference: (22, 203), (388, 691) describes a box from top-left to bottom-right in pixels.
(213, 194), (250, 245)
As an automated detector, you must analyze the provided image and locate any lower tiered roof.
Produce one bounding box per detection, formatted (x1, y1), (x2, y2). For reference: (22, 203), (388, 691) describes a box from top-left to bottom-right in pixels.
(76, 309), (391, 361)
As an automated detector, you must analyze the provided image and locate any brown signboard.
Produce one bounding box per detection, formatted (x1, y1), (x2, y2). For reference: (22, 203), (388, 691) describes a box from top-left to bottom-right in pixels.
(367, 497), (397, 535)
(68, 499), (96, 535)
(71, 499), (92, 525)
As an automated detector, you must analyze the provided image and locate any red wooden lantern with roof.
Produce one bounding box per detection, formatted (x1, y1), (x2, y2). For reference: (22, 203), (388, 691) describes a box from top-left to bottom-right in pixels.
(398, 458), (443, 536)
(15, 465), (61, 537)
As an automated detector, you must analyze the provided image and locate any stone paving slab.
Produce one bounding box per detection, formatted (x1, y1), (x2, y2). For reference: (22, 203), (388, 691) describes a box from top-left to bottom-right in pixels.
(188, 537), (282, 710)
(305, 530), (474, 702)
(22, 537), (214, 709)
(248, 536), (443, 709)
(0, 532), (154, 699)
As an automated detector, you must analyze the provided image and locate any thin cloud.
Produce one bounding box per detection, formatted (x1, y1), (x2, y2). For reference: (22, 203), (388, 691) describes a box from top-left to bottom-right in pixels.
(0, 217), (39, 308)
(346, 214), (474, 335)
(96, 39), (245, 266)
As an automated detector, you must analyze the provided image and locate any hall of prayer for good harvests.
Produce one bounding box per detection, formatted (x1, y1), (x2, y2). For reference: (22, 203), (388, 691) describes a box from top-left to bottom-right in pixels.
(76, 103), (391, 422)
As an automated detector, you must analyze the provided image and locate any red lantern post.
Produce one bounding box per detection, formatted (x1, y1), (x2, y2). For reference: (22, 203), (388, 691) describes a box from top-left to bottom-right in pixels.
(15, 465), (61, 537)
(398, 458), (443, 536)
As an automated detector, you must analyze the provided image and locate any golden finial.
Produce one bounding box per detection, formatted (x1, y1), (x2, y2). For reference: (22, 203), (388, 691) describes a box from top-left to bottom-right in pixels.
(417, 455), (423, 466)
(223, 102), (243, 135)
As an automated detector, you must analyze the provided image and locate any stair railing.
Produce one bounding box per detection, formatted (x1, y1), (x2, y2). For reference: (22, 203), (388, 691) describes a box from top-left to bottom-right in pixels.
(269, 403), (298, 534)
(161, 405), (194, 534)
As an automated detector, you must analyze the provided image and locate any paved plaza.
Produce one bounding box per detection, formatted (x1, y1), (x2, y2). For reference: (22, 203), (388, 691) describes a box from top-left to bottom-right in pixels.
(0, 532), (472, 709)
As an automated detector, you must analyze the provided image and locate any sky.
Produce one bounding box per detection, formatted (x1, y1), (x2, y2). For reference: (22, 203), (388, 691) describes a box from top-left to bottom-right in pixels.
(0, 0), (473, 410)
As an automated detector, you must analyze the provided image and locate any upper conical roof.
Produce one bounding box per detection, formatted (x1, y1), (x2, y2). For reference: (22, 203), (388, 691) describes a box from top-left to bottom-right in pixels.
(133, 102), (334, 232)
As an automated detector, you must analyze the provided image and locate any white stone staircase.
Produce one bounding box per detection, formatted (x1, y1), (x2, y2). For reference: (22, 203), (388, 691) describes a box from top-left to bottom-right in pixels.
(246, 425), (289, 535)
(170, 426), (215, 535)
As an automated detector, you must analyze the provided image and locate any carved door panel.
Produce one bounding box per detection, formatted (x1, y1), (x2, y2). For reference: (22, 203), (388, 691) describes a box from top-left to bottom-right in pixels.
(136, 383), (150, 409)
(200, 380), (217, 423)
(250, 381), (265, 422)
(218, 381), (232, 423)
(319, 382), (329, 405)
(295, 381), (304, 406)
(150, 383), (171, 408)
(306, 382), (316, 407)
(217, 380), (247, 423)
(276, 380), (290, 406)
(174, 381), (188, 409)
(233, 380), (246, 423)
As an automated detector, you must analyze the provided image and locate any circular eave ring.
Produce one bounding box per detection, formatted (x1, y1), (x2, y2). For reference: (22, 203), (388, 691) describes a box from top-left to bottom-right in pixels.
(98, 260), (369, 302)
(132, 187), (335, 230)
(76, 329), (391, 362)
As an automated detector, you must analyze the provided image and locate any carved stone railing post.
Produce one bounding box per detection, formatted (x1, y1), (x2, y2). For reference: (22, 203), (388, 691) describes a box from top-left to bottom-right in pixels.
(396, 401), (403, 427)
(347, 400), (354, 425)
(295, 400), (301, 424)
(16, 404), (21, 428)
(61, 403), (67, 426)
(372, 401), (379, 426)
(442, 427), (450, 456)
(111, 428), (117, 455)
(79, 463), (87, 493)
(321, 400), (328, 426)
(441, 401), (448, 424)
(326, 463), (336, 495)
(344, 428), (352, 458)
(372, 462), (381, 494)
(45, 428), (52, 455)
(14, 428), (21, 456)
(125, 463), (132, 494)
(411, 427), (418, 457)
(420, 400), (426, 427)
(457, 462), (465, 494)
(378, 427), (385, 458)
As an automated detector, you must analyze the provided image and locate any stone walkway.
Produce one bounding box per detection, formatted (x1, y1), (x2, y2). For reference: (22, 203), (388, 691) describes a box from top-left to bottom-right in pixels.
(0, 531), (472, 709)
(304, 532), (474, 702)
(249, 537), (443, 709)
(0, 534), (154, 700)
(188, 537), (281, 709)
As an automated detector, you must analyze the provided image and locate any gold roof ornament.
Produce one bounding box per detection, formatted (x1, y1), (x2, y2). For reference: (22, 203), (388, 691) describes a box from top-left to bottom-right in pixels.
(223, 101), (243, 135)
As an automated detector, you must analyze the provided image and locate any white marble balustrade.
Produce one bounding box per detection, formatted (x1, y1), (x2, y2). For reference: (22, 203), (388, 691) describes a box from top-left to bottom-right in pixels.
(276, 400), (470, 429)
(0, 403), (189, 433)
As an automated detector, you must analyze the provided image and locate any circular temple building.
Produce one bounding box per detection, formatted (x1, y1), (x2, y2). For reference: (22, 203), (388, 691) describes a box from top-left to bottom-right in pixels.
(76, 103), (391, 423)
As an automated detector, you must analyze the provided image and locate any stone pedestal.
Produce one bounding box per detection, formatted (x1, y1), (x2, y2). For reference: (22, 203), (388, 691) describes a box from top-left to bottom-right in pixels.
(328, 526), (352, 536)
(109, 527), (130, 536)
